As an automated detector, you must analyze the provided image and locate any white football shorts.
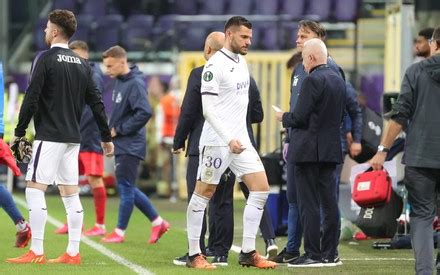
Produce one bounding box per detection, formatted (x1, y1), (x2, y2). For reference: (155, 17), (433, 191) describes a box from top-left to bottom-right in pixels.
(25, 140), (80, 185)
(197, 145), (265, 184)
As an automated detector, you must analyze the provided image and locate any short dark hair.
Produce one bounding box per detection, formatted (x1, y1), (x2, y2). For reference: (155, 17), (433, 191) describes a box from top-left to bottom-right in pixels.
(224, 16), (252, 32)
(419, 27), (434, 39)
(298, 20), (326, 39)
(102, 45), (127, 59)
(286, 52), (302, 70)
(69, 40), (89, 52)
(48, 9), (77, 39)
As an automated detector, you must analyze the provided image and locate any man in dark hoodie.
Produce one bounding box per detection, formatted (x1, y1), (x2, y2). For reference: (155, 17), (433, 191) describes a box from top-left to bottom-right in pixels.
(101, 45), (170, 244)
(371, 26), (440, 275)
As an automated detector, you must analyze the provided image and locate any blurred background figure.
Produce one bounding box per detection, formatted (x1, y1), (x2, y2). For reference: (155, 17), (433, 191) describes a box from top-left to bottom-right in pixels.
(149, 75), (180, 201)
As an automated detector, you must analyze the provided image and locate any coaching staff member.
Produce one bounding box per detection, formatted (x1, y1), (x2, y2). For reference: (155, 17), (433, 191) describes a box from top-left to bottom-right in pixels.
(371, 26), (440, 275)
(7, 9), (113, 265)
(275, 38), (345, 267)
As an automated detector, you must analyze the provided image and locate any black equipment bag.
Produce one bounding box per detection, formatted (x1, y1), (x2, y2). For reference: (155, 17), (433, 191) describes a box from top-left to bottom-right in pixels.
(353, 107), (383, 163)
(355, 189), (403, 238)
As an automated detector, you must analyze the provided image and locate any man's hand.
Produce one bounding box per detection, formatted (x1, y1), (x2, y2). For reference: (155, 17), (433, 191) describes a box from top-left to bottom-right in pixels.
(275, 111), (284, 122)
(369, 152), (387, 171)
(350, 142), (362, 157)
(111, 128), (117, 138)
(283, 143), (289, 162)
(228, 139), (245, 154)
(101, 142), (114, 157)
(172, 148), (184, 154)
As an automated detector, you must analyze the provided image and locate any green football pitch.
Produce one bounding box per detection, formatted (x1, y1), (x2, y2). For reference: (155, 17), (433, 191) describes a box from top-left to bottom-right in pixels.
(0, 193), (415, 274)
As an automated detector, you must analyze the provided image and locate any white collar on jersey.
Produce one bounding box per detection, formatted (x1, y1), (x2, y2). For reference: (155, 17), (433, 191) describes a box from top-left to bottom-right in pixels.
(220, 47), (240, 63)
(51, 43), (69, 49)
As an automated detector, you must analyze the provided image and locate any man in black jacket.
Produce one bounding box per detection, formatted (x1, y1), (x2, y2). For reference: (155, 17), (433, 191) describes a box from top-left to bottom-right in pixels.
(7, 9), (113, 265)
(173, 31), (277, 267)
(275, 38), (346, 267)
(371, 26), (440, 275)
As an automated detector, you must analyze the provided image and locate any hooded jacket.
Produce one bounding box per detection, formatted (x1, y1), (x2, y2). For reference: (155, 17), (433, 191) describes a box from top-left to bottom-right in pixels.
(109, 65), (152, 159)
(391, 54), (440, 168)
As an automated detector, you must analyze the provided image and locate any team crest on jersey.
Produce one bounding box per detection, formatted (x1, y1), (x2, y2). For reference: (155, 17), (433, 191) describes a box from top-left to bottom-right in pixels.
(115, 92), (122, 103)
(293, 75), (299, 86)
(203, 71), (213, 82)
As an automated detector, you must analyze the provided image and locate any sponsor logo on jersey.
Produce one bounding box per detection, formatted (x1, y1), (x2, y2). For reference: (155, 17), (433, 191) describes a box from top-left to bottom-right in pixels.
(115, 92), (122, 103)
(203, 71), (213, 82)
(56, 54), (81, 64)
(293, 75), (299, 86)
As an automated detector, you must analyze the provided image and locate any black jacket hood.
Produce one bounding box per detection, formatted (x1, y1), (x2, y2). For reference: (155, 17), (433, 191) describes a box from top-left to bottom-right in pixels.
(422, 54), (440, 83)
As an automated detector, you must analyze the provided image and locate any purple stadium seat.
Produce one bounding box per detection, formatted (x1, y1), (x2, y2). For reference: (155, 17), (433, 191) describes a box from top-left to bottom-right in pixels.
(93, 14), (123, 51)
(152, 15), (177, 50)
(123, 15), (155, 51)
(252, 22), (279, 50)
(255, 0), (279, 15)
(70, 15), (93, 43)
(80, 0), (107, 17)
(172, 0), (198, 15)
(360, 74), (384, 114)
(52, 0), (78, 12)
(10, 73), (29, 92)
(280, 0), (305, 19)
(178, 22), (210, 51)
(225, 0), (253, 14)
(33, 18), (48, 51)
(279, 21), (298, 49)
(199, 0), (225, 14)
(305, 0), (332, 21)
(333, 0), (361, 22)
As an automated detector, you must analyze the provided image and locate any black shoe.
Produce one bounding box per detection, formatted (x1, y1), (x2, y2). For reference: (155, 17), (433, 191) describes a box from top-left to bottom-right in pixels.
(271, 248), (300, 264)
(212, 255), (228, 266)
(205, 248), (215, 258)
(334, 256), (343, 266)
(287, 254), (323, 268)
(172, 253), (188, 266)
(264, 239), (278, 260)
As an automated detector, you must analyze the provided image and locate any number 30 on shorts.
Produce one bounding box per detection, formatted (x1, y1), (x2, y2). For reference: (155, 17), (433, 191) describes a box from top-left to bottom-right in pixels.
(204, 156), (222, 169)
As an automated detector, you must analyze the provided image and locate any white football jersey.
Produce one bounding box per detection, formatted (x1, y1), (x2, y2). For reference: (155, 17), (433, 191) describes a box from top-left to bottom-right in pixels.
(199, 47), (251, 146)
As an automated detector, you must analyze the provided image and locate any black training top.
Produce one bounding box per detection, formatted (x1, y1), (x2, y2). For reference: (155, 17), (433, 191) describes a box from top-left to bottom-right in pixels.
(15, 44), (111, 143)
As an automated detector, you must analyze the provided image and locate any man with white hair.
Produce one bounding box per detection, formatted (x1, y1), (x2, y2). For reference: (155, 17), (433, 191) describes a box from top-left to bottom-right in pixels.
(275, 38), (346, 267)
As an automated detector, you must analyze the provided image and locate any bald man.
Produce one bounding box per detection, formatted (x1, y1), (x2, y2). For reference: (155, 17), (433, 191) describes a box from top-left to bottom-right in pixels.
(275, 38), (346, 267)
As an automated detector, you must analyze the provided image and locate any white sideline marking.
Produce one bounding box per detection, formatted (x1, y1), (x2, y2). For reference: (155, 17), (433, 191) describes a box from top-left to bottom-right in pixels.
(14, 197), (153, 275)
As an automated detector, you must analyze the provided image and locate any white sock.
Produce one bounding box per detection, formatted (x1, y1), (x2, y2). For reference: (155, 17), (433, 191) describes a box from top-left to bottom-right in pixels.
(242, 191), (269, 253)
(115, 228), (125, 237)
(62, 194), (83, 256)
(152, 216), (163, 227)
(187, 193), (209, 256)
(96, 223), (105, 229)
(26, 188), (47, 255)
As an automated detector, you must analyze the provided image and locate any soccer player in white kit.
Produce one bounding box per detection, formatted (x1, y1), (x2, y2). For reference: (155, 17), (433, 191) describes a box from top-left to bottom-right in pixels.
(185, 16), (276, 270)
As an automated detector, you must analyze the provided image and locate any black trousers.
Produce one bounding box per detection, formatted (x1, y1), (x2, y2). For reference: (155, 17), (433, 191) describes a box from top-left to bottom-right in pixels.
(295, 162), (339, 261)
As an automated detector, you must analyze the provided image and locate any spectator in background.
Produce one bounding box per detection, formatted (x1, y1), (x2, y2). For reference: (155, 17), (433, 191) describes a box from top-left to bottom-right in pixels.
(0, 60), (31, 249)
(101, 45), (170, 244)
(414, 27), (434, 63)
(370, 26), (440, 275)
(54, 40), (108, 237)
(149, 76), (180, 200)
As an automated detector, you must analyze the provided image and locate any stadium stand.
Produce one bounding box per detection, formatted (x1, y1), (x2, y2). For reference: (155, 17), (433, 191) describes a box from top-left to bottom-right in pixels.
(122, 15), (155, 51)
(93, 14), (123, 51)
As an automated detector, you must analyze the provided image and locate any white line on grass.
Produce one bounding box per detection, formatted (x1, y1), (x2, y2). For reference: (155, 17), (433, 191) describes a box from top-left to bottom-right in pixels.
(14, 197), (154, 275)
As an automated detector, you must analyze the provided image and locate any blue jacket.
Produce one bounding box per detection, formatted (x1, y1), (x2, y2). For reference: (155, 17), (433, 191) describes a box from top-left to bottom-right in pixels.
(109, 65), (152, 159)
(282, 65), (346, 163)
(173, 65), (263, 156)
(0, 61), (4, 136)
(80, 62), (104, 153)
